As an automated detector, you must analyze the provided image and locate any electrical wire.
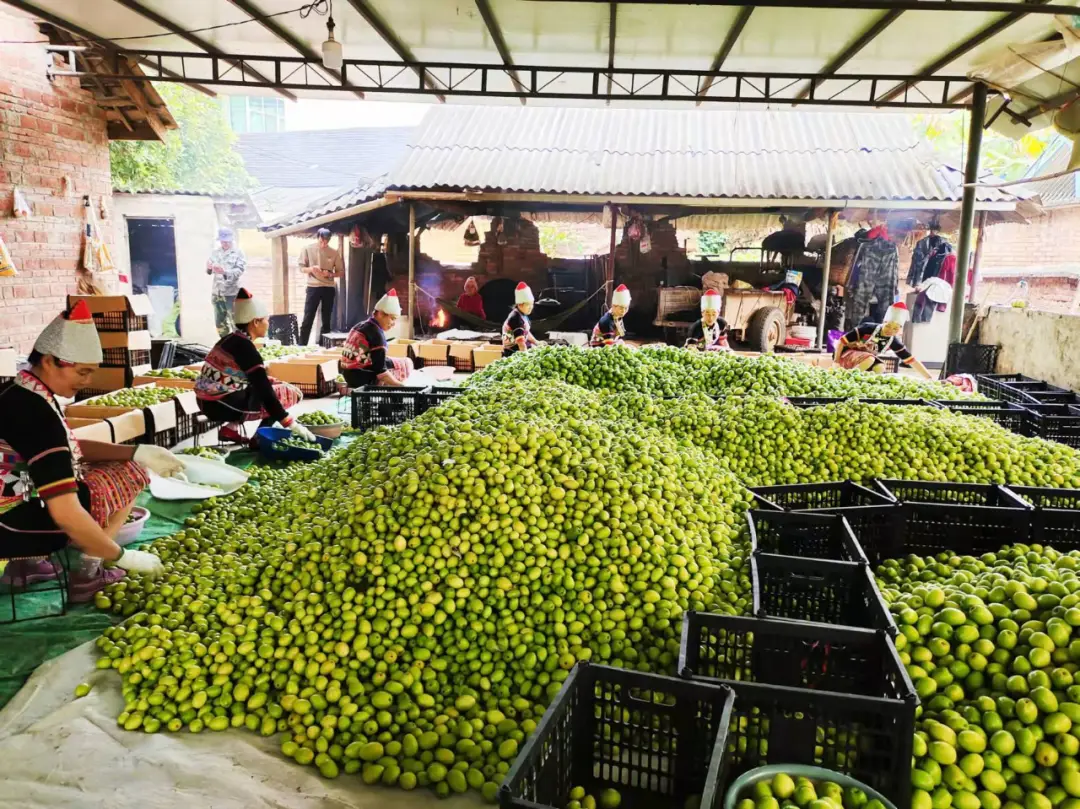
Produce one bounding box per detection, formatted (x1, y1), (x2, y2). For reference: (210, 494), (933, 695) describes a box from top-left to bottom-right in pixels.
(0, 0), (331, 46)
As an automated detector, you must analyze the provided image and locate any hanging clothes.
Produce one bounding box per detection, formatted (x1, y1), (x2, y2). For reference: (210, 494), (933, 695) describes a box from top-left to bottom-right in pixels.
(846, 232), (899, 329)
(908, 234), (945, 286)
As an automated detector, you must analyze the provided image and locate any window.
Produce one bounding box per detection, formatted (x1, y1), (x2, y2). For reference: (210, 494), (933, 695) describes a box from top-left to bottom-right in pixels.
(223, 96), (285, 133)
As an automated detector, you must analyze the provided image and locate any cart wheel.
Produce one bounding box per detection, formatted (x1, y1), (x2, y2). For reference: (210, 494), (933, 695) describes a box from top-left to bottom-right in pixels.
(747, 306), (786, 353)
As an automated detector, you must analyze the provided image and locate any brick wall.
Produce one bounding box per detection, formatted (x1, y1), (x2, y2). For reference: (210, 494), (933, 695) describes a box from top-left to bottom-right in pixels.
(244, 254), (307, 322)
(980, 207), (1080, 274)
(0, 8), (113, 352)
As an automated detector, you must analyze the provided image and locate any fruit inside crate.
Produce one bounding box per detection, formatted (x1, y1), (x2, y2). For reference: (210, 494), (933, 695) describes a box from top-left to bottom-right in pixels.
(419, 385), (462, 414)
(748, 511), (866, 563)
(1008, 486), (1080, 550)
(751, 554), (896, 635)
(873, 480), (1030, 508)
(678, 613), (914, 700)
(714, 680), (914, 809)
(935, 400), (1029, 434)
(1024, 404), (1080, 448)
(751, 481), (894, 511)
(500, 663), (735, 809)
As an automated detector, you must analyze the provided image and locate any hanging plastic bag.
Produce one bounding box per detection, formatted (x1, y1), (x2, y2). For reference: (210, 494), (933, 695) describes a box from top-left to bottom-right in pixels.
(463, 219), (480, 246)
(627, 216), (644, 242)
(493, 217), (507, 246)
(349, 225), (363, 249)
(12, 188), (31, 218)
(0, 233), (17, 277)
(148, 455), (250, 501)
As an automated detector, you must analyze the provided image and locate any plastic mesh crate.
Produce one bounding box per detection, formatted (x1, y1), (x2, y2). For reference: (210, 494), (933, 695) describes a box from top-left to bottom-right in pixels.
(945, 343), (999, 377)
(350, 386), (425, 431)
(92, 310), (149, 332)
(448, 354), (474, 372)
(500, 663), (735, 809)
(934, 400), (1029, 435)
(748, 511), (866, 563)
(1024, 405), (1080, 448)
(751, 554), (896, 635)
(100, 347), (151, 368)
(715, 679), (914, 809)
(1019, 389), (1080, 406)
(678, 613), (915, 701)
(785, 397), (844, 409)
(976, 373), (1037, 404)
(1008, 486), (1080, 550)
(419, 384), (463, 414)
(751, 481), (894, 511)
(857, 398), (941, 408)
(870, 480), (1033, 562)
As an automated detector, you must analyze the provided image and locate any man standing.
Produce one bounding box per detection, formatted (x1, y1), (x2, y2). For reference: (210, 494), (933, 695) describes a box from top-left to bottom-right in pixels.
(206, 227), (247, 337)
(299, 227), (345, 346)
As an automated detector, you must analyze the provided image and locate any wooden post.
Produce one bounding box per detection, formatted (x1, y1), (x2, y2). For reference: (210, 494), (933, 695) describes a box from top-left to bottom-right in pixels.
(817, 211), (838, 350)
(407, 203), (416, 339)
(271, 235), (289, 314)
(969, 210), (988, 303)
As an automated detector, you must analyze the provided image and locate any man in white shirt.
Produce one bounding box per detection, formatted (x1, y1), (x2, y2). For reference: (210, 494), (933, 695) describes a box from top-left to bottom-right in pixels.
(298, 228), (345, 346)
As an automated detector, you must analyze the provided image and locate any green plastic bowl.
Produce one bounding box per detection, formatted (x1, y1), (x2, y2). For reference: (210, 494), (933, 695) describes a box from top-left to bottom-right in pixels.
(724, 765), (899, 809)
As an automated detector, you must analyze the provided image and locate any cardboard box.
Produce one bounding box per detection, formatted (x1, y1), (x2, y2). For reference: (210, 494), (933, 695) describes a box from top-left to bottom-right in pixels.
(82, 364), (152, 394)
(448, 341), (483, 362)
(65, 383), (170, 420)
(415, 341), (449, 362)
(98, 330), (152, 351)
(0, 347), (16, 378)
(69, 418), (113, 443)
(107, 410), (146, 444)
(133, 375), (196, 389)
(68, 294), (153, 318)
(386, 339), (418, 359)
(473, 347), (503, 369)
(267, 357), (339, 393)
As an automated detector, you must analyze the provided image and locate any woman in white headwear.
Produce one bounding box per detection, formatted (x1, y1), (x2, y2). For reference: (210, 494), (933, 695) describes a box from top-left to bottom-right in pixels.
(340, 289), (413, 387)
(0, 301), (178, 599)
(685, 290), (731, 351)
(835, 301), (932, 379)
(590, 284), (631, 347)
(196, 288), (315, 445)
(503, 282), (539, 357)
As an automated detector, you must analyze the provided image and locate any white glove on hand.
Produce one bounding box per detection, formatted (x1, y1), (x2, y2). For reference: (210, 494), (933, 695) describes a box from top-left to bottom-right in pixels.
(115, 548), (164, 577)
(134, 445), (185, 478)
(290, 422), (318, 443)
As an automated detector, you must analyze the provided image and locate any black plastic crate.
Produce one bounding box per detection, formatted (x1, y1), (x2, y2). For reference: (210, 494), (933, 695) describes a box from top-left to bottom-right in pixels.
(749, 482), (898, 552)
(751, 554), (896, 635)
(1009, 486), (1080, 550)
(350, 386), (425, 431)
(419, 384), (463, 414)
(145, 427), (178, 448)
(714, 679), (914, 809)
(500, 663), (735, 809)
(1021, 389), (1080, 406)
(945, 343), (999, 377)
(977, 373), (1038, 404)
(679, 613), (915, 701)
(748, 511), (867, 563)
(934, 400), (1029, 435)
(449, 353), (474, 372)
(785, 397), (844, 409)
(100, 347), (151, 368)
(857, 398), (941, 408)
(1024, 404), (1080, 448)
(92, 310), (149, 332)
(870, 480), (1033, 562)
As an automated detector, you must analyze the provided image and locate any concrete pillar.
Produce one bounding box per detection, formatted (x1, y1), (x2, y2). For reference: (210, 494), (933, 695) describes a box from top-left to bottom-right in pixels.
(271, 235), (289, 314)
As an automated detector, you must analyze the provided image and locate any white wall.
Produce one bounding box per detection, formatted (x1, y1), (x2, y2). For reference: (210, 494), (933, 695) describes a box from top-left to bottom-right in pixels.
(980, 306), (1080, 391)
(112, 194), (223, 346)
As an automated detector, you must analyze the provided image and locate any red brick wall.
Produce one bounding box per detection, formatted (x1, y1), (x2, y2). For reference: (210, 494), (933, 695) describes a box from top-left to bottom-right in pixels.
(244, 255), (306, 322)
(0, 8), (113, 353)
(979, 208), (1080, 273)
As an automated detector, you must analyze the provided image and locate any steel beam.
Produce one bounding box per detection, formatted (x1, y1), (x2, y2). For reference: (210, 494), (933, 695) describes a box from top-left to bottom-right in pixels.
(528, 0), (1076, 12)
(697, 7), (754, 103)
(949, 83), (987, 344)
(877, 0), (1052, 103)
(343, 0), (447, 102)
(107, 0), (295, 100)
(0, 0), (216, 97)
(606, 0), (618, 99)
(474, 0), (527, 103)
(224, 0), (365, 99)
(796, 10), (903, 101)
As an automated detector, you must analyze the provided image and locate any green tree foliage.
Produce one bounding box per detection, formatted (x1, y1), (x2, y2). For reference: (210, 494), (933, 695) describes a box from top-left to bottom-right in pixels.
(110, 84), (253, 194)
(696, 231), (728, 257)
(538, 224), (588, 258)
(913, 112), (1054, 181)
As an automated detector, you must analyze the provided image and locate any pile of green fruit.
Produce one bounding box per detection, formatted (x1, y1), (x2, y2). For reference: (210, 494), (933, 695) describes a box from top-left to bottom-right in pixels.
(878, 546), (1080, 809)
(566, 786), (623, 809)
(147, 368), (200, 381)
(297, 410), (341, 426)
(86, 386), (181, 407)
(735, 773), (886, 809)
(277, 436), (324, 453)
(178, 447), (225, 461)
(260, 345), (311, 360)
(468, 345), (977, 401)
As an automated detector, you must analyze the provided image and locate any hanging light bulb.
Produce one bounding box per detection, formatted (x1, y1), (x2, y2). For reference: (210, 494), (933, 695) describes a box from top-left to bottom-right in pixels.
(321, 3), (342, 71)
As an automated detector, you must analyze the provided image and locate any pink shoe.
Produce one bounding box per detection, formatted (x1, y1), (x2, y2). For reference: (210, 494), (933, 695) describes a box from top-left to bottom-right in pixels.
(0, 558), (60, 587)
(218, 425), (248, 444)
(68, 566), (126, 603)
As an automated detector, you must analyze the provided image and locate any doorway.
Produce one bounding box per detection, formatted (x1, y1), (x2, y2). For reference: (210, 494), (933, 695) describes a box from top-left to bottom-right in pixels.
(126, 218), (179, 337)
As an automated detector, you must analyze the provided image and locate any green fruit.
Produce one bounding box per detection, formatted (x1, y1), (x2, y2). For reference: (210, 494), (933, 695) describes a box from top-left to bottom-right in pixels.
(600, 789), (622, 809)
(773, 774), (797, 800)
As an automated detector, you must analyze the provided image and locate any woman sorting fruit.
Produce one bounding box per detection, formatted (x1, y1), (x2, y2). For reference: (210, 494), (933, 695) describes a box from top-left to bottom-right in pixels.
(502, 282), (539, 357)
(834, 301), (933, 379)
(685, 289), (731, 351)
(340, 289), (413, 388)
(0, 302), (179, 599)
(590, 284), (631, 347)
(196, 289), (318, 445)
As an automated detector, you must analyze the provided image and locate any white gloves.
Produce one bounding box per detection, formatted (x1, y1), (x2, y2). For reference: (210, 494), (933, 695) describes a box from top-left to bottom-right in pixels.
(290, 421), (318, 443)
(134, 445), (185, 478)
(114, 548), (165, 577)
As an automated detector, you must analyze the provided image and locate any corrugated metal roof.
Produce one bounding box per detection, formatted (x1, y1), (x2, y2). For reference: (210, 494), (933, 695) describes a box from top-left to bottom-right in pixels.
(391, 107), (1020, 203)
(261, 178), (387, 232)
(1021, 136), (1079, 208)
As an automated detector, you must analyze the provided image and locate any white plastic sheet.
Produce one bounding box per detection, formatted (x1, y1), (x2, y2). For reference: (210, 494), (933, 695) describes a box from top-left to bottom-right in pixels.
(148, 456), (250, 501)
(0, 643), (483, 809)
